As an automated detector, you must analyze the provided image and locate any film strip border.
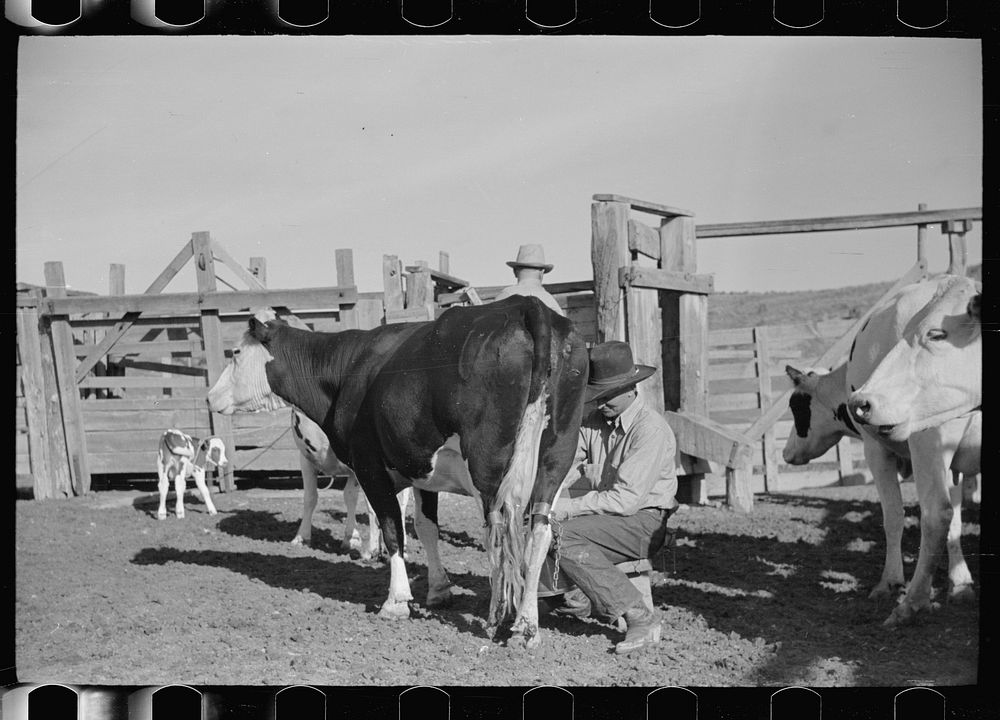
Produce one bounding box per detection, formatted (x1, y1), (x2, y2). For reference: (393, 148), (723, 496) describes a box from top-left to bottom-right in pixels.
(4, 0), (976, 35)
(0, 683), (991, 718)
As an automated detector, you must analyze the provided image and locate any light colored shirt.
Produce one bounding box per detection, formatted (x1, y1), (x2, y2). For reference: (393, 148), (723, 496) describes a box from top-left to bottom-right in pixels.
(493, 282), (565, 316)
(563, 396), (678, 517)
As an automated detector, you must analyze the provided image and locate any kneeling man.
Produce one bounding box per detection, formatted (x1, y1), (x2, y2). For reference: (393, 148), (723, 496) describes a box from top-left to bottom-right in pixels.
(540, 341), (678, 654)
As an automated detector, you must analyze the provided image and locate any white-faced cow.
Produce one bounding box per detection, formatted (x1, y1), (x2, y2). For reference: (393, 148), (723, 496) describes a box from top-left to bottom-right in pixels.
(844, 274), (981, 625)
(784, 363), (979, 609)
(207, 296), (588, 647)
(290, 407), (414, 560)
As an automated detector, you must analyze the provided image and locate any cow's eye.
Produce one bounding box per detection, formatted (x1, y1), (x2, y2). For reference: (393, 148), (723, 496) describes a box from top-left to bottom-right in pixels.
(926, 328), (948, 341)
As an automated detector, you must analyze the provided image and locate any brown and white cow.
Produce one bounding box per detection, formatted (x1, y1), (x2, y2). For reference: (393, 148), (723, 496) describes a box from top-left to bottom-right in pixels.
(208, 296), (588, 648)
(156, 429), (228, 520)
(845, 274), (981, 625)
(784, 363), (979, 607)
(289, 407), (414, 560)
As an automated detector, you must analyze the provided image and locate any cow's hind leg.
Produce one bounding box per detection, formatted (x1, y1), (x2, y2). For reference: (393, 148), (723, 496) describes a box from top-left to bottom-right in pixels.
(342, 474), (364, 553)
(156, 462), (170, 520)
(292, 455), (319, 546)
(191, 468), (219, 515)
(174, 464), (188, 519)
(413, 489), (454, 608)
(508, 517), (553, 650)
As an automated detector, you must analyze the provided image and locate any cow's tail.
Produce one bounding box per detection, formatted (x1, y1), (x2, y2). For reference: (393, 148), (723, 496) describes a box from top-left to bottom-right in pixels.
(486, 298), (554, 630)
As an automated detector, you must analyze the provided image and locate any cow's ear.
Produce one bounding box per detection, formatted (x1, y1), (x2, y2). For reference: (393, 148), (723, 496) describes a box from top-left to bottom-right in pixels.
(968, 294), (981, 322)
(248, 316), (278, 344)
(786, 365), (805, 385)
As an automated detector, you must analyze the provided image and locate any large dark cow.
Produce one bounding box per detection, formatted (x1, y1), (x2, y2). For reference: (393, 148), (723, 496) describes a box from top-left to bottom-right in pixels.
(207, 296), (589, 647)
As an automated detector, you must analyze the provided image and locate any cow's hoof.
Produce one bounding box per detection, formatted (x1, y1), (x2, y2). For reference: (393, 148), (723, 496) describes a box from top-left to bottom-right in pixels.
(507, 627), (540, 651)
(884, 600), (936, 627)
(207, 509), (218, 516)
(176, 512), (185, 520)
(868, 582), (904, 602)
(291, 535), (309, 546)
(378, 600), (411, 620)
(156, 512), (167, 520)
(348, 534), (363, 551)
(949, 584), (976, 604)
(426, 585), (454, 609)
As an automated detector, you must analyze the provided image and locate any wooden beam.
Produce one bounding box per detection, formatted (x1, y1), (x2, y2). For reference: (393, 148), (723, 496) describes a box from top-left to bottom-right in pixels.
(753, 326), (779, 492)
(74, 240), (194, 382)
(249, 257), (267, 286)
(193, 232), (235, 492)
(404, 265), (469, 291)
(628, 219), (661, 261)
(697, 207), (982, 238)
(619, 266), (714, 295)
(44, 262), (91, 494)
(210, 241), (267, 290)
(592, 194), (695, 218)
(383, 255), (405, 315)
(47, 286), (357, 317)
(664, 411), (755, 469)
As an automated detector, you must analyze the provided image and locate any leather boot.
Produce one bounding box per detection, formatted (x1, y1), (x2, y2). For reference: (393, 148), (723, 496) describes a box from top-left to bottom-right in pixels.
(614, 605), (661, 654)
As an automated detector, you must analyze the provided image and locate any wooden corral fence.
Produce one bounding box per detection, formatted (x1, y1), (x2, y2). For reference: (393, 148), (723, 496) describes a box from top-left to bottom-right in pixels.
(15, 198), (981, 513)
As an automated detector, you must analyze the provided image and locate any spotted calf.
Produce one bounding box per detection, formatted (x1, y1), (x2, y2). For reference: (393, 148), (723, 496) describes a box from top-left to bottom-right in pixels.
(156, 429), (228, 519)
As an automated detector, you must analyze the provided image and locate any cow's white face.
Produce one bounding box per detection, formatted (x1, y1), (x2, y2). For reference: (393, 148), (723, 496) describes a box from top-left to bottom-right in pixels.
(783, 366), (849, 464)
(205, 437), (229, 468)
(208, 328), (288, 416)
(849, 278), (981, 442)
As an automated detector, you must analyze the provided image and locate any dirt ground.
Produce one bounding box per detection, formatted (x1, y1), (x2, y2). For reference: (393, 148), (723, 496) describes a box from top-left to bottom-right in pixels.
(14, 479), (982, 688)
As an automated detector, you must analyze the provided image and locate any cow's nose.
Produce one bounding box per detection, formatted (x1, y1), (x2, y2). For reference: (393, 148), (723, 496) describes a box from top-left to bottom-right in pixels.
(849, 398), (872, 424)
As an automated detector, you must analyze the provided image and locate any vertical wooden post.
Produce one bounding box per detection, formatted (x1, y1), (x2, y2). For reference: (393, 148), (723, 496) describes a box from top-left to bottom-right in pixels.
(591, 200), (630, 343)
(916, 203), (928, 265)
(660, 214), (715, 506)
(107, 264), (126, 394)
(439, 252), (450, 275)
(16, 299), (57, 499)
(944, 220), (969, 276)
(192, 232), (235, 493)
(383, 254), (405, 320)
(335, 249), (358, 329)
(753, 326), (779, 492)
(405, 260), (435, 320)
(44, 262), (91, 495)
(249, 257), (267, 286)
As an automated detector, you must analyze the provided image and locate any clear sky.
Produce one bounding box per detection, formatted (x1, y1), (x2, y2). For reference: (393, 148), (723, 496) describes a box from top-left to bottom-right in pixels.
(16, 36), (982, 296)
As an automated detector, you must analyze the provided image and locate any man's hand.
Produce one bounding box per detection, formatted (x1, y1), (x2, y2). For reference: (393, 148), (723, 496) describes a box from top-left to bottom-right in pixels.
(550, 508), (571, 523)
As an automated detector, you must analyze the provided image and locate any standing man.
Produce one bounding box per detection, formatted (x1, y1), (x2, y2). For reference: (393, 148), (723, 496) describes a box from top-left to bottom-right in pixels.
(493, 244), (565, 316)
(540, 341), (678, 654)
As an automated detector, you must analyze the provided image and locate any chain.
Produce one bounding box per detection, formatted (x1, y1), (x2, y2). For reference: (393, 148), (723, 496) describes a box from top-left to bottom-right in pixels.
(549, 514), (563, 590)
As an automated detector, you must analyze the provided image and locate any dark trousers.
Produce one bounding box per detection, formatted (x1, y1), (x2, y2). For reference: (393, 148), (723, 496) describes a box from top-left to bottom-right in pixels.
(538, 507), (673, 621)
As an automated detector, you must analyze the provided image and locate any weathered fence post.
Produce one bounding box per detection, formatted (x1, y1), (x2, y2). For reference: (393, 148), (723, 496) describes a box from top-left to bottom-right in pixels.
(405, 260), (435, 320)
(335, 249), (358, 329)
(44, 261), (91, 495)
(383, 254), (405, 322)
(192, 232), (236, 492)
(752, 326), (779, 492)
(249, 257), (267, 286)
(943, 219), (969, 276)
(916, 203), (928, 265)
(591, 200), (630, 343)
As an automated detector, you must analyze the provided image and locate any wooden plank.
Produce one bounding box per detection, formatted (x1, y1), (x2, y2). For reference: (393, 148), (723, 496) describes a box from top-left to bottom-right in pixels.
(660, 215), (697, 274)
(73, 240), (193, 381)
(947, 230), (968, 275)
(664, 411), (755, 469)
(592, 194), (695, 218)
(354, 297), (385, 330)
(386, 307), (434, 323)
(80, 396), (209, 411)
(711, 408), (786, 425)
(619, 266), (714, 295)
(404, 265), (468, 291)
(16, 303), (57, 499)
(916, 203), (928, 263)
(193, 232), (236, 492)
(679, 294), (708, 413)
(75, 339), (206, 357)
(383, 255), (405, 313)
(117, 359), (207, 376)
(336, 249), (358, 330)
(47, 286), (357, 317)
(79, 376), (205, 389)
(710, 376), (794, 395)
(210, 241), (267, 291)
(709, 394), (761, 412)
(82, 408), (213, 432)
(743, 259), (928, 441)
(625, 282), (664, 414)
(44, 262), (91, 495)
(628, 219), (661, 261)
(591, 200), (630, 343)
(696, 207), (981, 238)
(405, 264), (435, 313)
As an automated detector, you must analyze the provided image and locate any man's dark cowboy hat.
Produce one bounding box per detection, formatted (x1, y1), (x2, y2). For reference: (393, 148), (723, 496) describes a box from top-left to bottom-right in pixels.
(585, 341), (656, 404)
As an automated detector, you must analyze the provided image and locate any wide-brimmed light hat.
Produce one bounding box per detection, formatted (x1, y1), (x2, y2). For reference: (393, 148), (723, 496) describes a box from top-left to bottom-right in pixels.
(585, 341), (656, 404)
(506, 244), (554, 273)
